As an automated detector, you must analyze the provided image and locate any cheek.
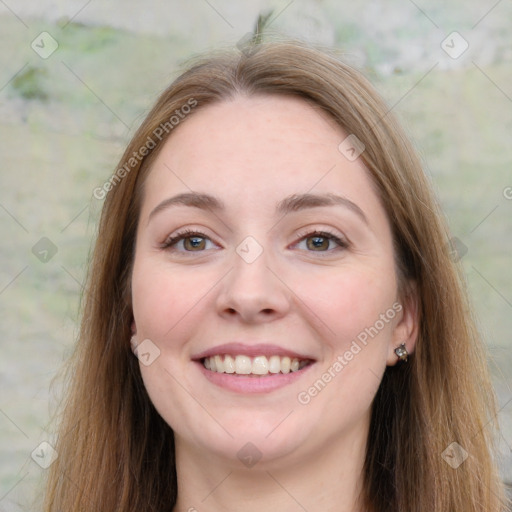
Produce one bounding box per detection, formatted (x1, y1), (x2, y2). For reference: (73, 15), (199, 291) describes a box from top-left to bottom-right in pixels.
(293, 263), (398, 351)
(293, 268), (397, 428)
(131, 256), (212, 342)
(131, 257), (215, 428)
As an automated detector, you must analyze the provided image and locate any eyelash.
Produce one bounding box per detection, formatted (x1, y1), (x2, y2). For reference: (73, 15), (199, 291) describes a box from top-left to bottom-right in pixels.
(161, 229), (215, 252)
(295, 228), (349, 253)
(161, 228), (349, 256)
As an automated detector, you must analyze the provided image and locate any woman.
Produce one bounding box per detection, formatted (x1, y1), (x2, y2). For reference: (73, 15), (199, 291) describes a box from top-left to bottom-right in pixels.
(43, 40), (508, 511)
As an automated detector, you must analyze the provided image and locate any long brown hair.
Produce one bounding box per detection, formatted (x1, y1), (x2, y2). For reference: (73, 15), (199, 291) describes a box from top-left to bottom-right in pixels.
(43, 40), (508, 511)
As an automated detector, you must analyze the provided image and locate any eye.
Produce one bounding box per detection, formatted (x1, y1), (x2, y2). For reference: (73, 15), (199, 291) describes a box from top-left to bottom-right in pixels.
(294, 230), (348, 253)
(161, 229), (217, 252)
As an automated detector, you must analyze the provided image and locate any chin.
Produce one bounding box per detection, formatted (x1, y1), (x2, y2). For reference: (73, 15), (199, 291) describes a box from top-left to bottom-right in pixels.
(173, 411), (317, 468)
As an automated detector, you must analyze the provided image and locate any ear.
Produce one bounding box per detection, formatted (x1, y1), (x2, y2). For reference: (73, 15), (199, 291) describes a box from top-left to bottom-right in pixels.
(386, 281), (419, 366)
(130, 320), (138, 352)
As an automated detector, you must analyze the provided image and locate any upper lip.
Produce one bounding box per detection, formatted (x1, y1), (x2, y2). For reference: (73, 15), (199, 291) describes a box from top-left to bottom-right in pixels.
(192, 342), (316, 361)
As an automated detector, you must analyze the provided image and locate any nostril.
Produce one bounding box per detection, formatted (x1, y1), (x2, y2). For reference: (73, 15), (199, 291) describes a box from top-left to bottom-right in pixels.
(222, 307), (276, 319)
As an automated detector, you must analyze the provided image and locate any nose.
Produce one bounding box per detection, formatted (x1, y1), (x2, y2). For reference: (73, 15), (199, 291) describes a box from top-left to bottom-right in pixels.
(215, 247), (291, 324)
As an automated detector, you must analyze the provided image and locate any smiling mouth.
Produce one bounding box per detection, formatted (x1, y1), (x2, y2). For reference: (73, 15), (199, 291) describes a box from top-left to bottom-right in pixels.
(202, 354), (313, 376)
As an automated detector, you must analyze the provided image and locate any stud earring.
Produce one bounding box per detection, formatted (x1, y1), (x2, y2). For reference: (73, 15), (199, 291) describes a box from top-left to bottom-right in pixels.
(394, 343), (408, 362)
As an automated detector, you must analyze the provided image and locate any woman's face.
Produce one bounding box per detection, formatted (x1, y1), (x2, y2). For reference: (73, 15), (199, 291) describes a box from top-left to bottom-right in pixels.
(131, 95), (415, 467)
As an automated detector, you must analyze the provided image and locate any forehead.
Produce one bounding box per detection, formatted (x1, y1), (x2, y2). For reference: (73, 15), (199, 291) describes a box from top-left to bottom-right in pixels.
(140, 94), (384, 225)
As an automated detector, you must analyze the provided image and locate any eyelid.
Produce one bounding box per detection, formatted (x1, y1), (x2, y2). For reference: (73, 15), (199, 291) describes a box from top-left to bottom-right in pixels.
(161, 226), (349, 254)
(160, 228), (220, 251)
(295, 226), (347, 243)
(292, 228), (349, 253)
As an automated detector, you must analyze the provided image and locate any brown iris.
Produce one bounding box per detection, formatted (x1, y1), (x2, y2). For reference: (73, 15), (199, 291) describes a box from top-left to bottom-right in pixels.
(307, 236), (330, 251)
(184, 236), (206, 251)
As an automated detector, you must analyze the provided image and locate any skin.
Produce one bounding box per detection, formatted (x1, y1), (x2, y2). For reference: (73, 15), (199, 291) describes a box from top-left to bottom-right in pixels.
(131, 95), (418, 512)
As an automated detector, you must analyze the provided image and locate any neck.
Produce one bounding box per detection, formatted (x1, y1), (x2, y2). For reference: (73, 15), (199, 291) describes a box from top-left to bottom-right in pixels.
(172, 420), (368, 512)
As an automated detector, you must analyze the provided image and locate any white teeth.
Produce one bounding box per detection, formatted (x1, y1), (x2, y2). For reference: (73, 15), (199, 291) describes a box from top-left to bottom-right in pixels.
(223, 354), (235, 373)
(235, 355), (252, 374)
(252, 356), (269, 375)
(214, 355), (224, 373)
(268, 355), (281, 374)
(202, 354), (308, 375)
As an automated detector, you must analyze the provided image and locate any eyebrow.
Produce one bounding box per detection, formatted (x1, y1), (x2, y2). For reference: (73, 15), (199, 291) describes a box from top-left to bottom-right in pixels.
(276, 192), (368, 224)
(148, 191), (368, 225)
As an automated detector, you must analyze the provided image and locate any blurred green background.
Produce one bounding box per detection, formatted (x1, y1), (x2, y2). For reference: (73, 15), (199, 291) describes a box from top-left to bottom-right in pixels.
(0, 1), (511, 510)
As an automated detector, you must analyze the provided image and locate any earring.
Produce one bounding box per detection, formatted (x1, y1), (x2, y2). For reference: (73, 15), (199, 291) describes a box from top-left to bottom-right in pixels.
(394, 343), (408, 362)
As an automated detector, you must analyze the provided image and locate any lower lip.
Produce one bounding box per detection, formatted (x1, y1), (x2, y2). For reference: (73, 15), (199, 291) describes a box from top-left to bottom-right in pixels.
(195, 361), (315, 394)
